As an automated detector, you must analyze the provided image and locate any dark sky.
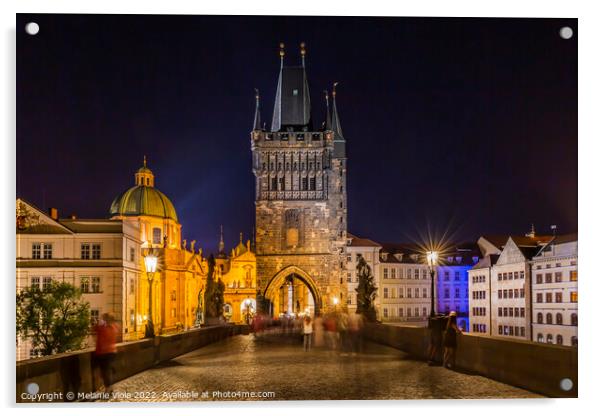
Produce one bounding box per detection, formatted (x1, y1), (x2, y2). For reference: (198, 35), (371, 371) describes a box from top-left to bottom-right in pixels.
(16, 14), (577, 253)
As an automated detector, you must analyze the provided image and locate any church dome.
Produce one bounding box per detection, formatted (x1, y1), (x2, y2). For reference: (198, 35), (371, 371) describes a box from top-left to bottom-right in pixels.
(109, 158), (179, 222)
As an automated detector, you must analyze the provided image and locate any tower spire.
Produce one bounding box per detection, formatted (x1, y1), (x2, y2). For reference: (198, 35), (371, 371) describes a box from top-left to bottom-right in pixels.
(331, 82), (344, 139)
(300, 42), (306, 67)
(253, 88), (261, 131)
(324, 90), (332, 131)
(218, 225), (225, 254)
(143, 155), (147, 168)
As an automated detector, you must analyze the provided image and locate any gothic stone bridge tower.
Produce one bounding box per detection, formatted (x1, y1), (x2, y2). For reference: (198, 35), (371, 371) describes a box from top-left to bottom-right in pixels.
(251, 43), (348, 316)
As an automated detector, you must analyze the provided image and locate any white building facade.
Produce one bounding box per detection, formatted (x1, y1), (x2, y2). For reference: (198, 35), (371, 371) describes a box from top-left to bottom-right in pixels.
(531, 235), (578, 346)
(16, 199), (142, 360)
(345, 234), (381, 313)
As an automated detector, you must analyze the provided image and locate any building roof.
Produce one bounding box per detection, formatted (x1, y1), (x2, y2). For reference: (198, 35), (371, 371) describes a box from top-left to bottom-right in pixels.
(110, 185), (178, 222)
(59, 219), (124, 233)
(471, 254), (500, 270)
(347, 233), (381, 248)
(271, 65), (312, 131)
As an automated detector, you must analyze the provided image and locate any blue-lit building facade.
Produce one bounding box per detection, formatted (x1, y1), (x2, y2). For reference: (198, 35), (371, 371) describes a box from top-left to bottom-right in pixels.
(436, 245), (481, 332)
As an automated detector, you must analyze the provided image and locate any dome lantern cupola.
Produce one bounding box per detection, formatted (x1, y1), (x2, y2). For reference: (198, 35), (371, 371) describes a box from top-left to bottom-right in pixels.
(135, 155), (155, 187)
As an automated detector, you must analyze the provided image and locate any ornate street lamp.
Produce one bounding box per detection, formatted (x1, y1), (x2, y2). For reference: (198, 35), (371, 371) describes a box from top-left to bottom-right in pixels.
(143, 249), (158, 338)
(244, 299), (252, 325)
(426, 251), (438, 317)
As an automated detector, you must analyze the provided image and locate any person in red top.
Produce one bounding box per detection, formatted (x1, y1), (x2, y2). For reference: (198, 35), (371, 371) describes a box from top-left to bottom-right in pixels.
(94, 313), (119, 393)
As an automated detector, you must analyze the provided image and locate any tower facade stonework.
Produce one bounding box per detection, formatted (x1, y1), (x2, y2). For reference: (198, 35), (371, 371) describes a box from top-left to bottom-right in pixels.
(251, 43), (348, 315)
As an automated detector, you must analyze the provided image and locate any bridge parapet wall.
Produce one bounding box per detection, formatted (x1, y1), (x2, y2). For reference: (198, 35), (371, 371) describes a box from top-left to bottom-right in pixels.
(362, 323), (577, 398)
(17, 324), (247, 402)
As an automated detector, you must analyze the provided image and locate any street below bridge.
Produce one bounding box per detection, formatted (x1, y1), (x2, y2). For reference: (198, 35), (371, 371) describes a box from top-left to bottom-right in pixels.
(108, 333), (542, 401)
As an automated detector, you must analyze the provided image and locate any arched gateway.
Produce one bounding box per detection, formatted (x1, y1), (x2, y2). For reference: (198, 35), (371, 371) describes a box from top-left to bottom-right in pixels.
(263, 266), (322, 316)
(251, 43), (348, 316)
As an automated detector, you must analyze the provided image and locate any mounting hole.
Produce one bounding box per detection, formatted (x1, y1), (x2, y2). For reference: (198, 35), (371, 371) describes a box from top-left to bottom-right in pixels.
(559, 26), (573, 40)
(25, 22), (40, 35)
(26, 382), (39, 395)
(560, 378), (573, 391)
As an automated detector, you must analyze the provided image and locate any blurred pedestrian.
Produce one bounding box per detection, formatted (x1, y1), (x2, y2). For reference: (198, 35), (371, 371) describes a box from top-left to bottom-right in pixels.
(337, 312), (349, 354)
(324, 313), (338, 350)
(348, 312), (364, 354)
(443, 311), (461, 369)
(313, 315), (324, 347)
(94, 313), (119, 394)
(427, 314), (443, 366)
(303, 315), (313, 351)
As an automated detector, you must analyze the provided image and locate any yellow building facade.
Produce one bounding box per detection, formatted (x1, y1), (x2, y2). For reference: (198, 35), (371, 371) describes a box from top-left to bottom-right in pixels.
(216, 232), (257, 324)
(110, 159), (208, 337)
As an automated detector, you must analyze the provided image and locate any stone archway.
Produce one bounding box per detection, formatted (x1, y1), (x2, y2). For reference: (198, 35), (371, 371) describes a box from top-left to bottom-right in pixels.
(263, 266), (322, 316)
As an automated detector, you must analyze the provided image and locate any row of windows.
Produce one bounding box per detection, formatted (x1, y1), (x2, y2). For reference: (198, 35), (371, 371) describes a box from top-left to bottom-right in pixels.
(269, 176), (317, 191)
(536, 333), (577, 346)
(498, 325), (526, 337)
(536, 312), (577, 326)
(535, 291), (577, 303)
(81, 243), (101, 260)
(383, 268), (428, 280)
(383, 306), (428, 318)
(442, 271), (464, 282)
(473, 324), (487, 333)
(443, 287), (468, 299)
(262, 160), (322, 172)
(472, 307), (487, 316)
(472, 275), (486, 284)
(32, 243), (53, 259)
(535, 270), (577, 284)
(497, 307), (526, 318)
(383, 287), (429, 299)
(497, 271), (525, 281)
(30, 276), (52, 290)
(30, 276), (102, 293)
(535, 260), (577, 270)
(32, 242), (104, 260)
(497, 288), (525, 299)
(472, 290), (486, 300)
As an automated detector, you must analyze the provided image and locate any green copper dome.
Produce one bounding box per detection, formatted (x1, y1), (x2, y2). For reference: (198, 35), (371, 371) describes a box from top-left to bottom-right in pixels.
(110, 186), (178, 222)
(110, 159), (178, 222)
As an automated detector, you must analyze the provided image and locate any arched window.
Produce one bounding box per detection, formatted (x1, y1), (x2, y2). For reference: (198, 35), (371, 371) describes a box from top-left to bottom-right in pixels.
(571, 313), (578, 326)
(546, 334), (553, 343)
(152, 227), (162, 245)
(556, 313), (563, 325)
(537, 333), (544, 343)
(571, 336), (578, 346)
(546, 313), (553, 324)
(556, 335), (563, 345)
(537, 313), (543, 324)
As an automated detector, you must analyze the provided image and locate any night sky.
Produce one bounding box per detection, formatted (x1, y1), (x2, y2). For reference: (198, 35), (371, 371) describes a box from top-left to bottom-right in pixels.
(16, 14), (577, 253)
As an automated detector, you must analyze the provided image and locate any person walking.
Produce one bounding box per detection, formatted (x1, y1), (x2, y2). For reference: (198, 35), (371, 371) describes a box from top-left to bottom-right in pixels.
(303, 315), (313, 351)
(94, 313), (119, 394)
(313, 315), (324, 347)
(443, 311), (461, 369)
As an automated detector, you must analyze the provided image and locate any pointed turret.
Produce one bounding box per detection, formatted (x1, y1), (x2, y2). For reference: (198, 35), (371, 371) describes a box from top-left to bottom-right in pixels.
(331, 82), (344, 139)
(218, 225), (225, 254)
(253, 88), (262, 131)
(270, 42), (312, 132)
(324, 90), (332, 131)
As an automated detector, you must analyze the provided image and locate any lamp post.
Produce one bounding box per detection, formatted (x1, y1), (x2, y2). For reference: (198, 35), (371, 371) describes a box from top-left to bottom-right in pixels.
(244, 299), (252, 325)
(143, 250), (158, 338)
(426, 251), (438, 317)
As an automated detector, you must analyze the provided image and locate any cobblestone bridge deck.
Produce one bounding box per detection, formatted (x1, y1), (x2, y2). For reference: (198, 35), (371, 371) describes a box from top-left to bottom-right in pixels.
(109, 333), (542, 401)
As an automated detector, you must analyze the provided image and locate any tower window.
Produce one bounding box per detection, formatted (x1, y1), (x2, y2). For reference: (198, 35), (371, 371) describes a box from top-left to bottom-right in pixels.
(292, 89), (299, 96)
(301, 177), (308, 191)
(310, 177), (316, 191)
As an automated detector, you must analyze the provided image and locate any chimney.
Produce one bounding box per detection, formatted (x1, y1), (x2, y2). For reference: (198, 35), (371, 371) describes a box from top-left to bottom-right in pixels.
(49, 207), (59, 220)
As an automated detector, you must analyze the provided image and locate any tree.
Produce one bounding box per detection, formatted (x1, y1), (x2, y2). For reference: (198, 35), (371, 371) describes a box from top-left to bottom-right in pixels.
(355, 255), (378, 322)
(17, 281), (91, 356)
